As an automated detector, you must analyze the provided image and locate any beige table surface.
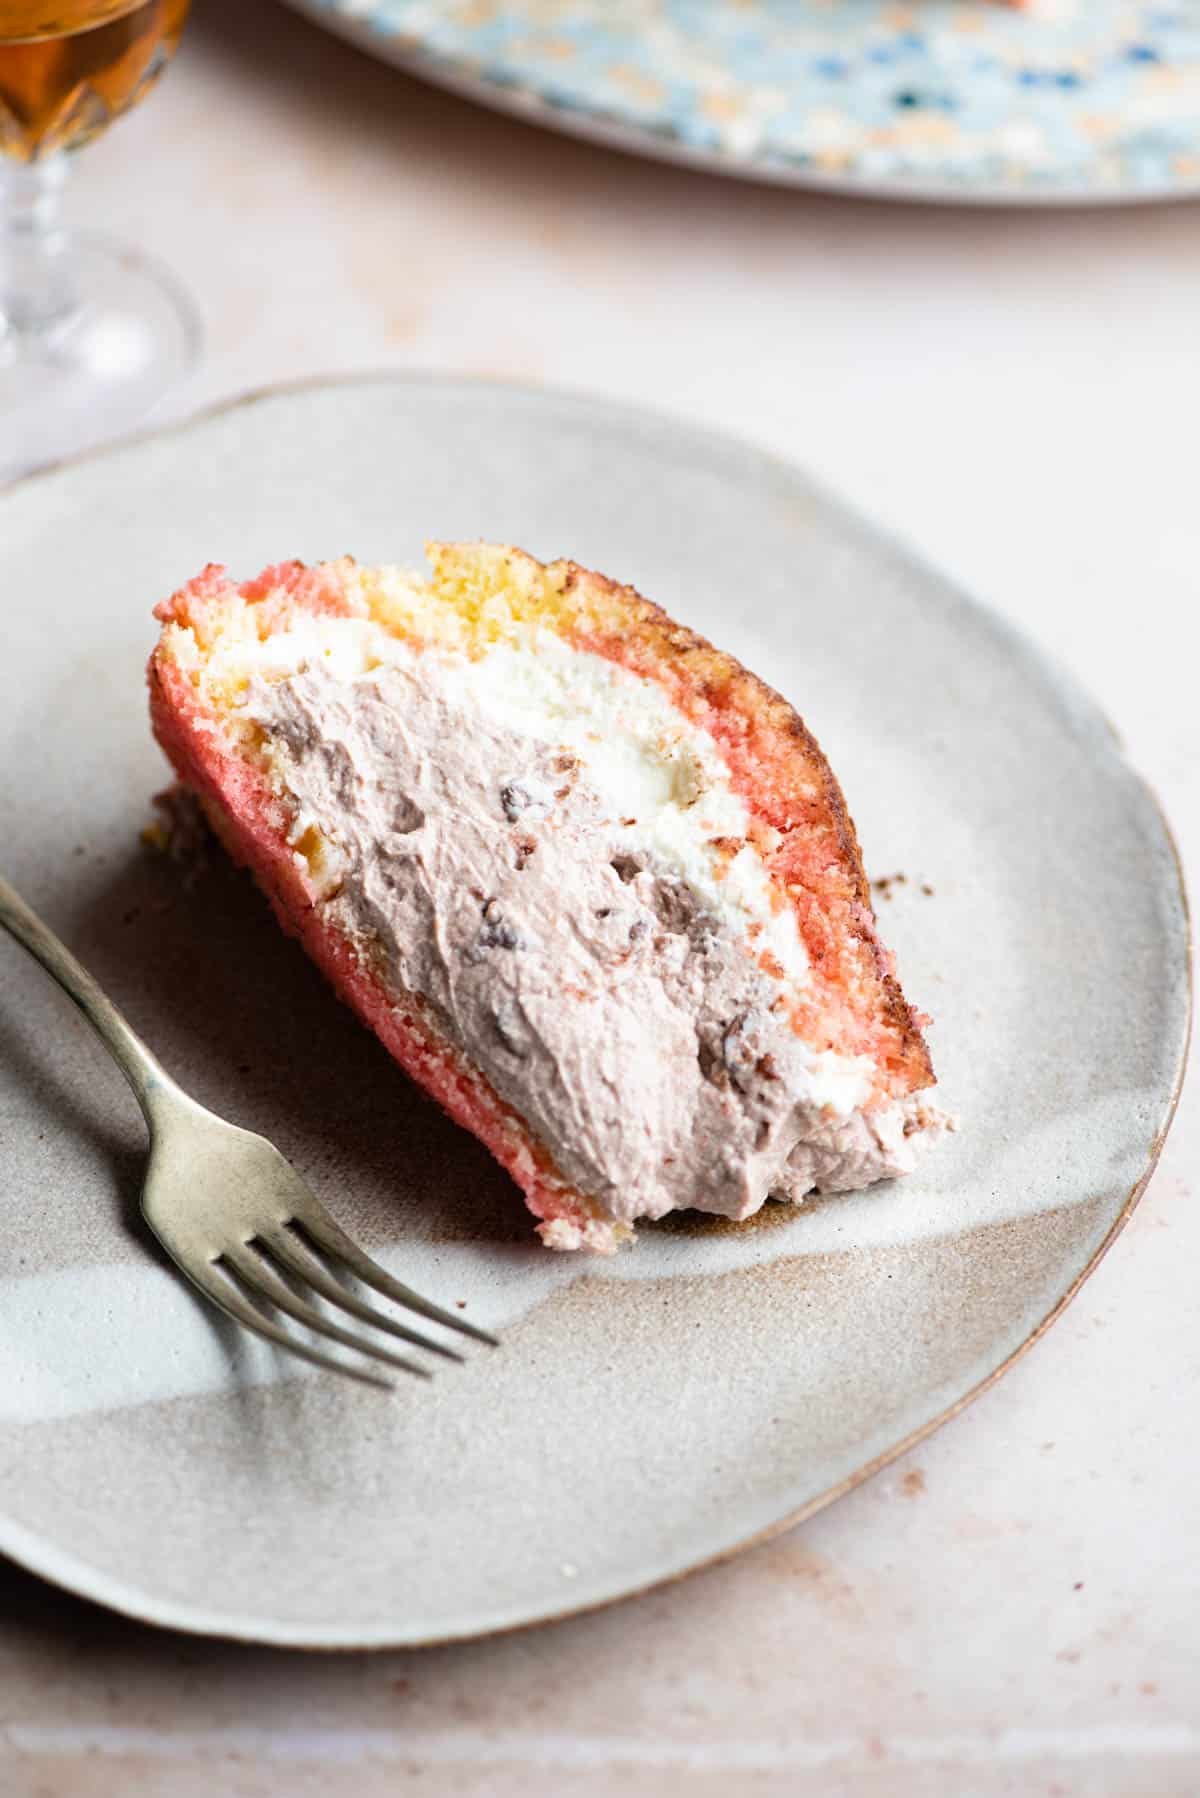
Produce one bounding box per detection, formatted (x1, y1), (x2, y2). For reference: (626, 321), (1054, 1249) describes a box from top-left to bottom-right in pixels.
(3, 2), (1199, 1793)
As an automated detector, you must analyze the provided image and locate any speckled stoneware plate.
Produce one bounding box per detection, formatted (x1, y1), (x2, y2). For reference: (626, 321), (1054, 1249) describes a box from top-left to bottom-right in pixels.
(282, 0), (1200, 204)
(0, 374), (1188, 1648)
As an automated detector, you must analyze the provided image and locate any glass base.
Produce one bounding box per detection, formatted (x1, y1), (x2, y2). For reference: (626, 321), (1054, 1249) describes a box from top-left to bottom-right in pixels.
(0, 231), (201, 482)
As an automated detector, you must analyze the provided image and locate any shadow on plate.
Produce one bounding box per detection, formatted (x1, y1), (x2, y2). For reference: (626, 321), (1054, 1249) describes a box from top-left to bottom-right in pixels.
(61, 835), (531, 1251)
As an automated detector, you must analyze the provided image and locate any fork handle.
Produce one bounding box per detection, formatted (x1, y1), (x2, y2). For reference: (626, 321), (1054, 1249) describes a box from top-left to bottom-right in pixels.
(0, 872), (180, 1128)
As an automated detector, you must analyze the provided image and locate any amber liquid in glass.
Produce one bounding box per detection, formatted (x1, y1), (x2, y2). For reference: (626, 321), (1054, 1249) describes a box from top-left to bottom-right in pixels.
(0, 0), (190, 162)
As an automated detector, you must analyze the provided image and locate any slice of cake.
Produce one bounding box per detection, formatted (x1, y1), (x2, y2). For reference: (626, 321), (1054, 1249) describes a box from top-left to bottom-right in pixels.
(148, 544), (945, 1252)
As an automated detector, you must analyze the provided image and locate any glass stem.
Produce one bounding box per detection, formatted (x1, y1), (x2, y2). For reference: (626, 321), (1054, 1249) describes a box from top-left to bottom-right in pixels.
(0, 154), (77, 341)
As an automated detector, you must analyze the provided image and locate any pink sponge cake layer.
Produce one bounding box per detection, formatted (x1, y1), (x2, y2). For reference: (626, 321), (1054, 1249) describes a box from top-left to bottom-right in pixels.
(148, 544), (946, 1251)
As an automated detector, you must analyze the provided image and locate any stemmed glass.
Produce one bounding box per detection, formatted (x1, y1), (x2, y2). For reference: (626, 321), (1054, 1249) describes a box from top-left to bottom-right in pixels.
(0, 1), (197, 481)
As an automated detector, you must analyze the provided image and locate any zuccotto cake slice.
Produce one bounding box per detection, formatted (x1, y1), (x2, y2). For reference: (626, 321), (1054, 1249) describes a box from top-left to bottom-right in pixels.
(148, 543), (946, 1252)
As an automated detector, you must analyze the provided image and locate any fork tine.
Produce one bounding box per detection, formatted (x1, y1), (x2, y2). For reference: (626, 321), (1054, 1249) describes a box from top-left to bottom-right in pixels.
(181, 1256), (394, 1390)
(283, 1207), (500, 1347)
(255, 1230), (464, 1363)
(223, 1248), (432, 1380)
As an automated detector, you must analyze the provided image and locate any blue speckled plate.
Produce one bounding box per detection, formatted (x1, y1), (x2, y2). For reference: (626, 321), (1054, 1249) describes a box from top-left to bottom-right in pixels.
(282, 0), (1200, 204)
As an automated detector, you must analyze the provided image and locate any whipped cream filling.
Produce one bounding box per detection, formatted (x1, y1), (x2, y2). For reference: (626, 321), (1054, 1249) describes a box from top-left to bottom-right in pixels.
(231, 620), (937, 1235)
(226, 616), (810, 983)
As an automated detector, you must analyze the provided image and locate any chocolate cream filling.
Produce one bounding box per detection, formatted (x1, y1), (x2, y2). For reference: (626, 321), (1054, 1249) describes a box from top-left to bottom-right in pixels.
(240, 654), (942, 1235)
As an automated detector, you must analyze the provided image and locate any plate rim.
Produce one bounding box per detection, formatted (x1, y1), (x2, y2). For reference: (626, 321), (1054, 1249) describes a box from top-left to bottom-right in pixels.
(1, 369), (1192, 1650)
(280, 0), (1200, 211)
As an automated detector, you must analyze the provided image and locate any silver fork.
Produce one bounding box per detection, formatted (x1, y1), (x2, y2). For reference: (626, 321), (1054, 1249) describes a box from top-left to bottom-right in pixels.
(0, 873), (497, 1388)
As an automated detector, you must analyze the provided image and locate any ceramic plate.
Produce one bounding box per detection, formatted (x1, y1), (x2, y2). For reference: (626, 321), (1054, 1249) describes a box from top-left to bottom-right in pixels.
(283, 0), (1200, 205)
(0, 375), (1188, 1648)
